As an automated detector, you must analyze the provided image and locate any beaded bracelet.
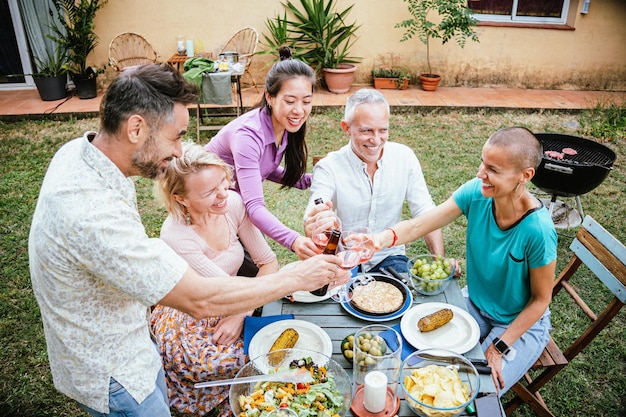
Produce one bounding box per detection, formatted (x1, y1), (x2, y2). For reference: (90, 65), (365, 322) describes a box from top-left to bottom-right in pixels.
(386, 227), (398, 248)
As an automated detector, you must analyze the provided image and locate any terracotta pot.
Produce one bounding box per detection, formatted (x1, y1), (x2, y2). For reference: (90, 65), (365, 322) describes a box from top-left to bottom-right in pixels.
(373, 77), (409, 90)
(419, 74), (441, 91)
(322, 64), (356, 94)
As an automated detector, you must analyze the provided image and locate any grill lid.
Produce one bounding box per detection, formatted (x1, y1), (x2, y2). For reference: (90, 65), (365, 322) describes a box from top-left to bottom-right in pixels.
(532, 133), (616, 197)
(536, 133), (616, 167)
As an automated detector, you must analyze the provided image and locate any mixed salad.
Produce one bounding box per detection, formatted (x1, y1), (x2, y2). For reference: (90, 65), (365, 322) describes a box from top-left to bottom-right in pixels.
(236, 357), (345, 417)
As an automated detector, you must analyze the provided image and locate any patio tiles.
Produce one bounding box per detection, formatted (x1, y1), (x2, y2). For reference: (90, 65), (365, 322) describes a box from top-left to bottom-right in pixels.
(1, 85), (624, 119)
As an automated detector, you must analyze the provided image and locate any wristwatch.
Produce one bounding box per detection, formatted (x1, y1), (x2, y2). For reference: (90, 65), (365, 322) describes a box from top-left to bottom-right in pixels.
(492, 337), (511, 356)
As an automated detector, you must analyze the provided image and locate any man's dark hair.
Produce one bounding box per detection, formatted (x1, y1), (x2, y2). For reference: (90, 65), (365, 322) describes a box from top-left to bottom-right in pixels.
(100, 64), (198, 134)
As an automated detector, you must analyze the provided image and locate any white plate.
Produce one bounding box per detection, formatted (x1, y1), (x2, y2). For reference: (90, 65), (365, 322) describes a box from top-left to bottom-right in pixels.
(280, 261), (338, 303)
(248, 319), (333, 364)
(400, 302), (480, 354)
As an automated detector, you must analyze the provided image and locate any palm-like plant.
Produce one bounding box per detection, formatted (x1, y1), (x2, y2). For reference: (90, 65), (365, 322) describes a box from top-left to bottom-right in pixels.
(50, 0), (108, 76)
(259, 11), (309, 62)
(259, 0), (361, 71)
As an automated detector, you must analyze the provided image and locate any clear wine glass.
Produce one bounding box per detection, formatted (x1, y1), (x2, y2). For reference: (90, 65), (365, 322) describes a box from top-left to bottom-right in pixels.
(329, 226), (378, 303)
(330, 234), (364, 303)
(348, 226), (375, 264)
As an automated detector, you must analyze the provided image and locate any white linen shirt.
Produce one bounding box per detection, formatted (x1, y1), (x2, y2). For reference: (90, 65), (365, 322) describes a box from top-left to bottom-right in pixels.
(305, 141), (436, 271)
(29, 132), (187, 413)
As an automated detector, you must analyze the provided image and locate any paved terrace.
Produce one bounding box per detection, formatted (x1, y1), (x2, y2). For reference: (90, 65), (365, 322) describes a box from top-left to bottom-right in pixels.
(1, 85), (624, 119)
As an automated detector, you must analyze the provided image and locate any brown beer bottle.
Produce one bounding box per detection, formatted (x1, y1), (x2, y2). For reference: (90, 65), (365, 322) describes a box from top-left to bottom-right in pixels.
(310, 229), (341, 296)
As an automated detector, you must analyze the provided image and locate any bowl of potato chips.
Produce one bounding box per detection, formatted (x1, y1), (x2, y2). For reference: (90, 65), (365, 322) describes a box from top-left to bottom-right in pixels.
(401, 349), (480, 417)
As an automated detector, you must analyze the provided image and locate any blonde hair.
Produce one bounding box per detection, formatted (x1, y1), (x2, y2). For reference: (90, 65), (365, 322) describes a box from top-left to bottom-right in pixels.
(155, 141), (233, 221)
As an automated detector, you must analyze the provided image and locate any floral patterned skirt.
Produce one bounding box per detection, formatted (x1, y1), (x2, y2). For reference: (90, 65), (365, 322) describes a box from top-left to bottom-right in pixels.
(150, 305), (248, 417)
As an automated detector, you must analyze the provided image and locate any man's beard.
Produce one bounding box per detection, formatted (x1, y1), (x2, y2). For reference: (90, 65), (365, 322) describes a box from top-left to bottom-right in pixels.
(132, 133), (165, 179)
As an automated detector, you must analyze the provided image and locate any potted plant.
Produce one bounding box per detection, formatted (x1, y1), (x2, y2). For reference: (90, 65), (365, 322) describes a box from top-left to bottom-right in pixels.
(371, 67), (411, 90)
(50, 0), (108, 99)
(396, 0), (479, 91)
(260, 0), (361, 93)
(5, 41), (70, 101)
(32, 45), (71, 101)
(371, 54), (411, 90)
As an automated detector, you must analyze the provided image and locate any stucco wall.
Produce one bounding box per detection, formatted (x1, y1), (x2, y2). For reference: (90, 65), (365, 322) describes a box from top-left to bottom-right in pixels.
(90, 0), (626, 91)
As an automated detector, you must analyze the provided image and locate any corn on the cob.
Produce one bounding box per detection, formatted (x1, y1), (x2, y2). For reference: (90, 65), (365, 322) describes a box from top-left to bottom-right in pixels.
(268, 328), (299, 365)
(417, 308), (454, 332)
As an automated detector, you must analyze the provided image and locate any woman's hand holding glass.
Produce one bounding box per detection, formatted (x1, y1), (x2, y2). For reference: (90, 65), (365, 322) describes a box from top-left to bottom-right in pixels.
(311, 212), (342, 252)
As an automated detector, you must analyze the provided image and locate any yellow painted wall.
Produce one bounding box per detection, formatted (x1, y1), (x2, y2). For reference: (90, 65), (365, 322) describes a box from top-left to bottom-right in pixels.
(90, 0), (626, 90)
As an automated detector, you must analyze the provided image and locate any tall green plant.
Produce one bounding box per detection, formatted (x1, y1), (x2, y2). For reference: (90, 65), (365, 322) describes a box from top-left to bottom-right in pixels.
(259, 0), (361, 70)
(396, 0), (479, 76)
(50, 0), (108, 76)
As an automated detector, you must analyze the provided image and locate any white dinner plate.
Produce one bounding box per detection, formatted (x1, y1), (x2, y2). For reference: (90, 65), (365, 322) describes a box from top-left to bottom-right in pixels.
(280, 261), (338, 303)
(400, 302), (480, 354)
(248, 319), (333, 365)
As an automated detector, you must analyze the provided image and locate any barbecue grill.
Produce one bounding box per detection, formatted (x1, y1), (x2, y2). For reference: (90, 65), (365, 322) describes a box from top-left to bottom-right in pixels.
(532, 133), (616, 225)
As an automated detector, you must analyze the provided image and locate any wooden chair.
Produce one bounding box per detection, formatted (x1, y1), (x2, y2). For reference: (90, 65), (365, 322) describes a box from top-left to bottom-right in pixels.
(504, 215), (625, 417)
(219, 27), (259, 90)
(109, 32), (158, 71)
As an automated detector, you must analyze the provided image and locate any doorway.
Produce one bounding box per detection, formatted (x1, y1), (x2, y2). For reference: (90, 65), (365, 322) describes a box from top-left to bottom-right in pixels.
(0, 0), (34, 90)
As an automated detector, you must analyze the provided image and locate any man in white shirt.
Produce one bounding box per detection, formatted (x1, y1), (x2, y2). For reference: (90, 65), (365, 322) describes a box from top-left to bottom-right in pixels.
(29, 64), (347, 417)
(304, 88), (444, 273)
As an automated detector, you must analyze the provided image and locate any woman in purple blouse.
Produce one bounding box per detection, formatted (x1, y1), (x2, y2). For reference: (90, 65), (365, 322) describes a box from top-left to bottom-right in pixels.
(205, 47), (319, 259)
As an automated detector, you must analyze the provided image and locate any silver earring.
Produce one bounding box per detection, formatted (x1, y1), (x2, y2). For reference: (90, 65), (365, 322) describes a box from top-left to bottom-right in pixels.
(185, 208), (191, 226)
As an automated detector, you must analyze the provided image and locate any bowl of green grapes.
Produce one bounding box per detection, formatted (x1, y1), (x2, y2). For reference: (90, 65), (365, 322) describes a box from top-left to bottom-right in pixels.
(407, 254), (455, 296)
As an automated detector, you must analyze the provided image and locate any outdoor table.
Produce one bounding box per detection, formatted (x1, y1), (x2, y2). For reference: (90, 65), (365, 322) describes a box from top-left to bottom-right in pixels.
(262, 276), (503, 417)
(167, 52), (214, 72)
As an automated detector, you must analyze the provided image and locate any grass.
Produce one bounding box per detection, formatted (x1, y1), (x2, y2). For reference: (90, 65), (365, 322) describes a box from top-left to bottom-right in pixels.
(0, 106), (624, 417)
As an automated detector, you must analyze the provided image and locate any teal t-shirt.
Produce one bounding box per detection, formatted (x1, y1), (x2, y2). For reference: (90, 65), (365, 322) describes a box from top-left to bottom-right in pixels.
(453, 178), (557, 323)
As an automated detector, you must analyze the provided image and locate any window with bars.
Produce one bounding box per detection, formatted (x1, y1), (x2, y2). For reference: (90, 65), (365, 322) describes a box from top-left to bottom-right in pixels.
(468, 0), (570, 24)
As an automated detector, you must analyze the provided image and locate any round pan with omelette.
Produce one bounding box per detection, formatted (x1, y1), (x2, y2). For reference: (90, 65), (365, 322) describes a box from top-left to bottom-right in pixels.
(349, 275), (407, 316)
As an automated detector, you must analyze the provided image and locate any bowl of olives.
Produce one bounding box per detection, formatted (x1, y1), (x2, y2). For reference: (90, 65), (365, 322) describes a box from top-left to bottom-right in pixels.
(341, 330), (393, 366)
(407, 254), (455, 296)
(341, 333), (355, 364)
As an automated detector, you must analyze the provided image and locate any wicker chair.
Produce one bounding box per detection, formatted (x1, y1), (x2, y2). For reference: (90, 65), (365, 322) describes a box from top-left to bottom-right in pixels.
(109, 32), (158, 71)
(219, 27), (259, 90)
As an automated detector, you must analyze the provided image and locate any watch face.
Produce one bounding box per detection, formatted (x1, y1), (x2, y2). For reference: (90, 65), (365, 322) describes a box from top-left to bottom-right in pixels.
(494, 338), (509, 354)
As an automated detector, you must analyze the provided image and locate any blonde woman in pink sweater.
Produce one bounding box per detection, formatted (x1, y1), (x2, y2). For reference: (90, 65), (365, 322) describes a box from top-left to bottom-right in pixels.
(150, 142), (278, 417)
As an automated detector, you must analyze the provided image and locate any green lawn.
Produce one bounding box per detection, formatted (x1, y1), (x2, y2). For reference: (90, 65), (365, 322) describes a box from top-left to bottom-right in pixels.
(0, 106), (624, 416)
